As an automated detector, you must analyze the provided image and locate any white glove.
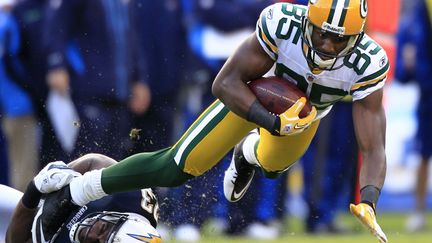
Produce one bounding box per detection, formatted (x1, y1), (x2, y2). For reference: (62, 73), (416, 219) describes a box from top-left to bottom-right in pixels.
(33, 161), (81, 193)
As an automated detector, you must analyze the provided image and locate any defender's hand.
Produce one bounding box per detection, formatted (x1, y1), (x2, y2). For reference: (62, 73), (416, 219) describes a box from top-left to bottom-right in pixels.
(350, 203), (388, 243)
(34, 161), (81, 194)
(277, 97), (316, 135)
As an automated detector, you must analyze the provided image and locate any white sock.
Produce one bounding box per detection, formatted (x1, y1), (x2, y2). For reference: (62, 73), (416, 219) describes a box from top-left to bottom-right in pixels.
(242, 131), (260, 166)
(69, 169), (107, 206)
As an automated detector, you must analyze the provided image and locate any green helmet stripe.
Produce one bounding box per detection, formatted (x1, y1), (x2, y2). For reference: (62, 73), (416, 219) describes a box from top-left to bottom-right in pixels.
(338, 0), (351, 27)
(326, 0), (338, 24)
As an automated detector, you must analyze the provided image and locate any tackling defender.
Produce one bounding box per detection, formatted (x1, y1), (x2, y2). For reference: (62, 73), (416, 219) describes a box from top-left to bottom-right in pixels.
(6, 156), (160, 243)
(37, 1), (389, 242)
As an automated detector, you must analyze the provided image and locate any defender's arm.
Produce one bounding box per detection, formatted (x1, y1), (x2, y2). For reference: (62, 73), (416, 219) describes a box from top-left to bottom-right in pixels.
(6, 154), (117, 243)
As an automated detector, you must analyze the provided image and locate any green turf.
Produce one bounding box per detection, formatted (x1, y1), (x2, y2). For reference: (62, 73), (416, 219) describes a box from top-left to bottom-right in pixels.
(169, 213), (432, 243)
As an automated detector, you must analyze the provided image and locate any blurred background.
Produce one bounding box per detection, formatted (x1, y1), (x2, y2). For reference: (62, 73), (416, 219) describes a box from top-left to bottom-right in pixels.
(0, 0), (431, 242)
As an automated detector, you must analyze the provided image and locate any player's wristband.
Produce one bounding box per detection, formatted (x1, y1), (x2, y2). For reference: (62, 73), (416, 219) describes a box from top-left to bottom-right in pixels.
(22, 181), (42, 209)
(360, 185), (381, 213)
(247, 100), (279, 135)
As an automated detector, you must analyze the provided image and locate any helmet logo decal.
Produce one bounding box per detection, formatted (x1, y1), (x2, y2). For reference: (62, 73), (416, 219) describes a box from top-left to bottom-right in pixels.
(127, 233), (161, 242)
(360, 0), (368, 18)
(66, 206), (88, 230)
(379, 56), (387, 68)
(327, 0), (351, 28)
(322, 22), (345, 34)
(309, 0), (318, 4)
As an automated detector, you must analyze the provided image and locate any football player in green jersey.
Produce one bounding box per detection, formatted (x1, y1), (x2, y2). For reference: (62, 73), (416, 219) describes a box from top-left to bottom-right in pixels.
(37, 1), (388, 242)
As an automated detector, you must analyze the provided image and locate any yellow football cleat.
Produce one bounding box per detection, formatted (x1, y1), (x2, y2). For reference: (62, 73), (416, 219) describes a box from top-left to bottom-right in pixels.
(350, 203), (388, 243)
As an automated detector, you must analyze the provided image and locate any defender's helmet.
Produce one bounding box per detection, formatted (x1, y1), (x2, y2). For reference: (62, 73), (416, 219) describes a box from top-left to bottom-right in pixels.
(301, 0), (368, 70)
(69, 212), (162, 243)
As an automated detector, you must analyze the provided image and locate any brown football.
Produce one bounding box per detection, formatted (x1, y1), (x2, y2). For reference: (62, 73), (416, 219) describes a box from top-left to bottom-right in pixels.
(249, 76), (312, 117)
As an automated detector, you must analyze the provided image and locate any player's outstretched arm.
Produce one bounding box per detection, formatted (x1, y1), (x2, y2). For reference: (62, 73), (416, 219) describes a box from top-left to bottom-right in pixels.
(352, 89), (388, 242)
(6, 161), (80, 243)
(6, 201), (35, 243)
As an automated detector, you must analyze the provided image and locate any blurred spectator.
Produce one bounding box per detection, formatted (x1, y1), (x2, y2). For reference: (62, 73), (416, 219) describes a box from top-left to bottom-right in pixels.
(395, 0), (432, 232)
(7, 0), (73, 166)
(43, 0), (151, 161)
(129, 1), (187, 239)
(302, 101), (358, 233)
(0, 0), (38, 191)
(128, 0), (186, 153)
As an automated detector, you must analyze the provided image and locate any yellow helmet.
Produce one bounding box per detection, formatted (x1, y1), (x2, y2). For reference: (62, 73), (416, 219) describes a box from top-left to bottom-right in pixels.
(301, 0), (368, 70)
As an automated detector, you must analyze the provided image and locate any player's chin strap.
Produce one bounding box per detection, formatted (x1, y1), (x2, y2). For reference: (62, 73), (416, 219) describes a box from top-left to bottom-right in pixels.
(70, 169), (107, 206)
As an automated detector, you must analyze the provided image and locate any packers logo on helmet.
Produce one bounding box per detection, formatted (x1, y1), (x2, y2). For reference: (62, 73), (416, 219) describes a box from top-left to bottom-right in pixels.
(360, 0), (368, 18)
(301, 0), (367, 70)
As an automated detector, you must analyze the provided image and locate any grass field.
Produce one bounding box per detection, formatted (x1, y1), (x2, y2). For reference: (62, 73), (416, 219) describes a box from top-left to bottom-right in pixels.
(168, 213), (432, 243)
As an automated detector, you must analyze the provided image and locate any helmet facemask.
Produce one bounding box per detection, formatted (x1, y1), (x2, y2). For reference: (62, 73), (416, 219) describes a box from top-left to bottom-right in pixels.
(69, 212), (127, 243)
(69, 212), (161, 243)
(301, 15), (364, 70)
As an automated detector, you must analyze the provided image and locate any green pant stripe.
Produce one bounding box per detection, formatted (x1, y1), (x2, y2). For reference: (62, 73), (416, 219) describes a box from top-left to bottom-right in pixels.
(173, 101), (227, 167)
(179, 107), (230, 170)
(174, 100), (221, 147)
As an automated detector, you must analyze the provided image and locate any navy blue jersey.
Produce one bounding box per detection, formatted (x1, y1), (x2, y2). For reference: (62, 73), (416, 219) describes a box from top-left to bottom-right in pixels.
(53, 189), (158, 242)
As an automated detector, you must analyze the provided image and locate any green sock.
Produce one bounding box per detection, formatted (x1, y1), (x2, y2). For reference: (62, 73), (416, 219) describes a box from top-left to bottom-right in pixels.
(101, 148), (193, 194)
